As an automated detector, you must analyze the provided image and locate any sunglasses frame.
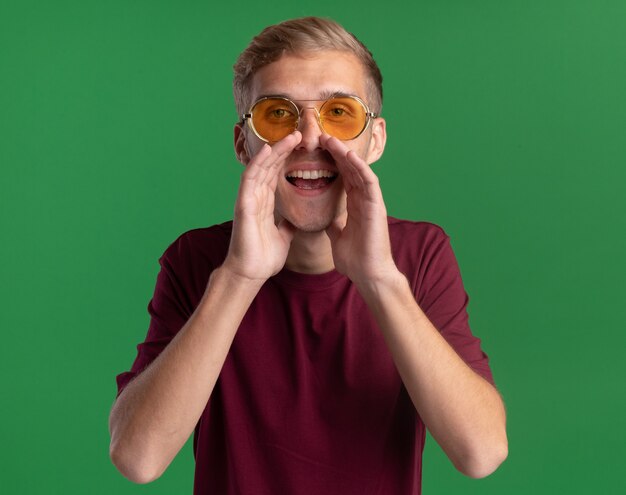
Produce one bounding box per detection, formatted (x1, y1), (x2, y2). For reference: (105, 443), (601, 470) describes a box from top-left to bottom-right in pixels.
(241, 95), (377, 143)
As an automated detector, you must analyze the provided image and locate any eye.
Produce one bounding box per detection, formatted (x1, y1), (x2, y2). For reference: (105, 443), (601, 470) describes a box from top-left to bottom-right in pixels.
(323, 104), (353, 121)
(265, 105), (295, 121)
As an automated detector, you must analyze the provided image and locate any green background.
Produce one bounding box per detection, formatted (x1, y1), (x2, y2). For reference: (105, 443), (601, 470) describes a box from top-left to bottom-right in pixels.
(1, 0), (624, 493)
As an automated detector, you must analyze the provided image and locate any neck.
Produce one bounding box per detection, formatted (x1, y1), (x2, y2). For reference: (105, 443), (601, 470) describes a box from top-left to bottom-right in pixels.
(284, 230), (335, 274)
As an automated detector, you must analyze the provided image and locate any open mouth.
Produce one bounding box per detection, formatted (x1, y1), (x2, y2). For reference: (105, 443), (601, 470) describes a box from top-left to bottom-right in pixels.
(285, 170), (338, 190)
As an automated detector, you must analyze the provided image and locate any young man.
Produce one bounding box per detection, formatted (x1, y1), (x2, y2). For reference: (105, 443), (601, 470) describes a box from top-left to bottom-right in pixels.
(110, 17), (508, 494)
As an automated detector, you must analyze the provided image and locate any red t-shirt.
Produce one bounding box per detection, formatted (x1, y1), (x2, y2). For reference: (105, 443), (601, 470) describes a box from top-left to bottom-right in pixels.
(117, 218), (494, 494)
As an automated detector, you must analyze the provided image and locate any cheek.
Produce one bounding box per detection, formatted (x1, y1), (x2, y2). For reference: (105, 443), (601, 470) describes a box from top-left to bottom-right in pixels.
(243, 128), (267, 160)
(244, 138), (257, 159)
(350, 133), (373, 161)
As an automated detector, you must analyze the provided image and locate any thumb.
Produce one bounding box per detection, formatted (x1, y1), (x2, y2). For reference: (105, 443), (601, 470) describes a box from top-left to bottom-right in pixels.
(277, 219), (296, 244)
(325, 218), (343, 245)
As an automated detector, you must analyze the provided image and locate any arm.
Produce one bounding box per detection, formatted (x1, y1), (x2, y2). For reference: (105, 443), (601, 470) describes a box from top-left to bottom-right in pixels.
(358, 274), (508, 478)
(109, 132), (303, 483)
(321, 135), (508, 478)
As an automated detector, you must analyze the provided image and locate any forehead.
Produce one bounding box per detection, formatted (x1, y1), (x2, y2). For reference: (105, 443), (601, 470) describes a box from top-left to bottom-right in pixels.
(249, 50), (369, 103)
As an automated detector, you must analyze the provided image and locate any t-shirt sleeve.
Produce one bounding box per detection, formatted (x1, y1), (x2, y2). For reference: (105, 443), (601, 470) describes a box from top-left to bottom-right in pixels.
(417, 232), (495, 386)
(115, 245), (196, 396)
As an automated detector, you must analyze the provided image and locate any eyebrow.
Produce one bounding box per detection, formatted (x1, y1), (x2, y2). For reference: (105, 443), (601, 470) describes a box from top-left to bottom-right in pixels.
(255, 90), (358, 101)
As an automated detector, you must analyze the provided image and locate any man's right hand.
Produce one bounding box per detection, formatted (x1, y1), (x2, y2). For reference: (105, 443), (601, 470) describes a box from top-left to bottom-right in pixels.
(222, 131), (302, 282)
(110, 131), (304, 484)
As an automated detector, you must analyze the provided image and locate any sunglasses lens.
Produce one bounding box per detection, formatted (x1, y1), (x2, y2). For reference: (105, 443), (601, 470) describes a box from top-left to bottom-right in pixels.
(319, 97), (368, 140)
(250, 98), (298, 142)
(248, 97), (370, 142)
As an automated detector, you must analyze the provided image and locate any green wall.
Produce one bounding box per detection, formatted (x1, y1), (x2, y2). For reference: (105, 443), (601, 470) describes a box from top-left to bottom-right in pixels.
(1, 1), (624, 493)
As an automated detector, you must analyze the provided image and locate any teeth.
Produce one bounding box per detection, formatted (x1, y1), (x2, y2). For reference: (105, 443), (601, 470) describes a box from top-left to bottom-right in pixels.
(286, 170), (337, 179)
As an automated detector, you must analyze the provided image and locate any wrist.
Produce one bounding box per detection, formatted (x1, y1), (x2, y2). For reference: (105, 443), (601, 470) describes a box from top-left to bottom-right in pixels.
(353, 266), (409, 301)
(205, 264), (266, 300)
(219, 257), (272, 286)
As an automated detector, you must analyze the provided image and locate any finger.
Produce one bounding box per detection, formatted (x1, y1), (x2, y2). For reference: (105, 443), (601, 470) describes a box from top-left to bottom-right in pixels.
(320, 135), (374, 188)
(321, 136), (382, 200)
(242, 131), (301, 191)
(270, 130), (302, 159)
(240, 144), (272, 190)
(319, 133), (355, 163)
(249, 131), (302, 176)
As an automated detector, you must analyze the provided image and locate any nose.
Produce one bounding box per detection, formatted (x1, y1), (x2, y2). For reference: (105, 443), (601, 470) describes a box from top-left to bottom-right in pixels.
(295, 107), (323, 151)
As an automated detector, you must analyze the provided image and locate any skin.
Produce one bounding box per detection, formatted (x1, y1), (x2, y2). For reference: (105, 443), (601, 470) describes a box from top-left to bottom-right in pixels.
(109, 50), (508, 484)
(232, 51), (388, 277)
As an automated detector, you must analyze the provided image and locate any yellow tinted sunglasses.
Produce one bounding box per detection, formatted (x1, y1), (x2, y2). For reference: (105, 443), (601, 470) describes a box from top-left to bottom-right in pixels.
(241, 95), (377, 143)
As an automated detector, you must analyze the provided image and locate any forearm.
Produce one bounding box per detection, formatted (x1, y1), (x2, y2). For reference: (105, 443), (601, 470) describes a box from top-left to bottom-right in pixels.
(356, 271), (508, 478)
(109, 266), (263, 483)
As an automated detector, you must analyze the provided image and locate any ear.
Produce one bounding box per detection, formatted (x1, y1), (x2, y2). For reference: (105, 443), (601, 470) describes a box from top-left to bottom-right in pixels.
(234, 123), (250, 166)
(365, 117), (387, 165)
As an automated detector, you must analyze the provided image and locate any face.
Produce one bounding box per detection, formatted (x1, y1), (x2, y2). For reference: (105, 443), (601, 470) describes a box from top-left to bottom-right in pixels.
(235, 50), (386, 233)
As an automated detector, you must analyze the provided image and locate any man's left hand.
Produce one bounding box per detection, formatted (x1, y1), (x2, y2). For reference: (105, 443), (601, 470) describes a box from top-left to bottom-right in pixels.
(321, 134), (400, 288)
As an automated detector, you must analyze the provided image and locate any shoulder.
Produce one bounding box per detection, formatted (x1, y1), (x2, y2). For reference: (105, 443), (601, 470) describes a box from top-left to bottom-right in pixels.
(160, 221), (233, 270)
(388, 216), (450, 252)
(151, 221), (233, 306)
(387, 216), (457, 283)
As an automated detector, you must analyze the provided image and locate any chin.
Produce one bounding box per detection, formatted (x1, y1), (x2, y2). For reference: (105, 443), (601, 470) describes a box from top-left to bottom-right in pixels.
(277, 196), (347, 234)
(283, 208), (343, 234)
(287, 216), (332, 233)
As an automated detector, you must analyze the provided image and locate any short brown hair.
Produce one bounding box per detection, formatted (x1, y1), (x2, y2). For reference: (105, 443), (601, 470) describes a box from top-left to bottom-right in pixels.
(233, 17), (383, 116)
